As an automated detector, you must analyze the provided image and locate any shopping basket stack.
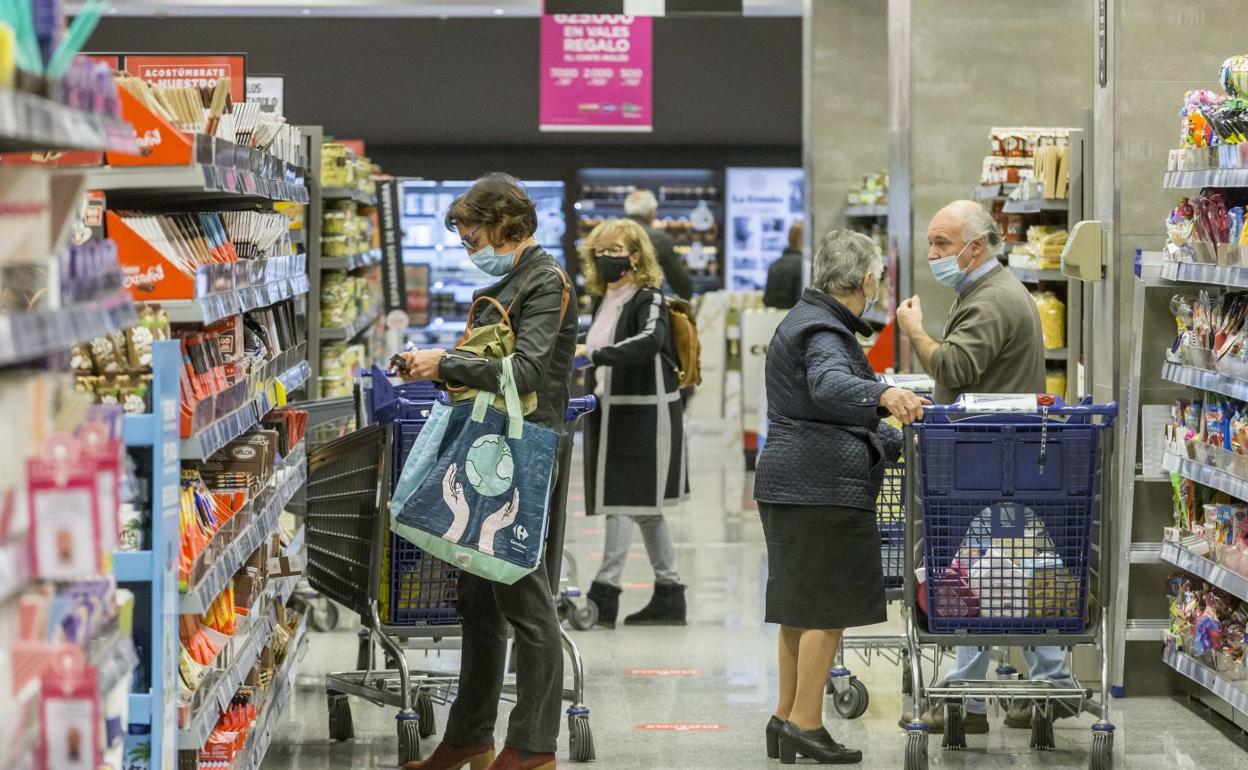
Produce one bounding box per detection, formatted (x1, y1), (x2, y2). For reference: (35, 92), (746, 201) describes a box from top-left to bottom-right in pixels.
(901, 395), (1117, 770)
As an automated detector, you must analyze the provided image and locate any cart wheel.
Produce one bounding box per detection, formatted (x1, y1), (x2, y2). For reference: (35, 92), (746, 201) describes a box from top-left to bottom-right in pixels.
(327, 693), (354, 741)
(568, 714), (596, 763)
(397, 711), (421, 765)
(904, 727), (929, 770)
(942, 703), (966, 750)
(1030, 706), (1055, 750)
(569, 601), (599, 632)
(1089, 727), (1114, 770)
(832, 678), (869, 719)
(416, 692), (437, 739)
(310, 599), (339, 633)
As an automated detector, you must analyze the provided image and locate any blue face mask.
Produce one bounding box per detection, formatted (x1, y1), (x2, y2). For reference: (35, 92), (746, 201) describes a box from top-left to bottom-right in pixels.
(468, 244), (516, 276)
(928, 241), (975, 286)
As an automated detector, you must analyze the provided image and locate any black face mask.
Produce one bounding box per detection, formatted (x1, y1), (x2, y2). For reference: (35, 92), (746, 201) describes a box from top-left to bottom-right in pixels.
(595, 255), (633, 284)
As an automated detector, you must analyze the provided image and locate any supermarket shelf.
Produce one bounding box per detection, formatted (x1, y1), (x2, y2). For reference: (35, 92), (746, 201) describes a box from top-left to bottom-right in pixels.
(1008, 266), (1067, 284)
(1045, 348), (1068, 361)
(1160, 541), (1248, 604)
(81, 164), (309, 204)
(0, 290), (137, 368)
(88, 625), (141, 697)
(320, 304), (383, 342)
(1002, 197), (1069, 214)
(973, 182), (1018, 201)
(231, 615), (308, 770)
(1161, 360), (1248, 403)
(127, 693), (152, 726)
(844, 204), (888, 218)
(1125, 618), (1168, 642)
(177, 614), (276, 750)
(1164, 168), (1248, 189)
(1163, 450), (1248, 502)
(575, 198), (722, 211)
(179, 441), (307, 613)
(181, 358), (311, 460)
(321, 247), (383, 271)
(1163, 646), (1248, 719)
(1156, 260), (1248, 289)
(1129, 542), (1163, 564)
(113, 550), (153, 583)
(0, 89), (137, 154)
(156, 272), (310, 326)
(322, 187), (377, 206)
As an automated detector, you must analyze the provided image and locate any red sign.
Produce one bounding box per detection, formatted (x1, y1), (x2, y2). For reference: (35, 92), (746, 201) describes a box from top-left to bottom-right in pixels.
(636, 723), (727, 732)
(539, 15), (652, 133)
(625, 669), (703, 676)
(338, 139), (367, 156)
(123, 55), (247, 102)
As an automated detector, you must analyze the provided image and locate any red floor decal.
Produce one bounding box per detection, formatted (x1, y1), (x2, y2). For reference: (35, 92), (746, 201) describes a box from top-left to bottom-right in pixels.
(636, 723), (727, 732)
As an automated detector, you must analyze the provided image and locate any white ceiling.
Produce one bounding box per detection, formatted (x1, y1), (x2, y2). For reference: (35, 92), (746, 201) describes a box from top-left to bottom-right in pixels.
(73, 0), (801, 17)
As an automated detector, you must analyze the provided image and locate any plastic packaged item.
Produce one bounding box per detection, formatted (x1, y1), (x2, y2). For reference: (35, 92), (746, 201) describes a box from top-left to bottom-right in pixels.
(1034, 292), (1066, 349)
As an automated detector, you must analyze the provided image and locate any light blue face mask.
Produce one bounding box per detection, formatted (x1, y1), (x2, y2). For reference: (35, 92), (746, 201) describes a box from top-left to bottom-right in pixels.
(468, 244), (516, 277)
(928, 240), (975, 286)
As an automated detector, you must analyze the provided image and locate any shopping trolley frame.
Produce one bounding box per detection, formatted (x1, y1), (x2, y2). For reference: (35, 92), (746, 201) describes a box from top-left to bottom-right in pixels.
(898, 398), (1117, 770)
(306, 376), (598, 764)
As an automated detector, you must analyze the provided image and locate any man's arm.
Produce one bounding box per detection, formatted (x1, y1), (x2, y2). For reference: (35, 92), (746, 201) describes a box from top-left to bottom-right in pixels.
(896, 296), (940, 371)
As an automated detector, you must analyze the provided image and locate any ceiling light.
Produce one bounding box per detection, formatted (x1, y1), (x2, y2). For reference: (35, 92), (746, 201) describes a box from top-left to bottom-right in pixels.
(301, 8), (312, 14)
(494, 8), (506, 14)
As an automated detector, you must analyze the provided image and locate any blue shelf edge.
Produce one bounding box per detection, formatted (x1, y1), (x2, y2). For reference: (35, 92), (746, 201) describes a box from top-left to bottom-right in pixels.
(123, 413), (157, 447)
(113, 550), (153, 582)
(128, 693), (152, 725)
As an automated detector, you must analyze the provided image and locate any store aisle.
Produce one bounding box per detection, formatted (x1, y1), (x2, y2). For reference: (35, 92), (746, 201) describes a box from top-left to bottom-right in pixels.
(264, 434), (1241, 769)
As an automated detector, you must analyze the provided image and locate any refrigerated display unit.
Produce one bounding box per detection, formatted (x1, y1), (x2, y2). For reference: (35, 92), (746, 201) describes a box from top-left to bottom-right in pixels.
(575, 168), (723, 295)
(401, 179), (566, 343)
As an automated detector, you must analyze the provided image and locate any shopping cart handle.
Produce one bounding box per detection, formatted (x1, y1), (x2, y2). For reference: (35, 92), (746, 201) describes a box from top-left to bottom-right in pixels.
(921, 394), (1118, 418)
(566, 396), (599, 421)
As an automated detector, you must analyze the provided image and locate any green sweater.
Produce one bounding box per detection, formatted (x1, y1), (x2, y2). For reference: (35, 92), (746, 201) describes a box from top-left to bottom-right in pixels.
(929, 265), (1047, 405)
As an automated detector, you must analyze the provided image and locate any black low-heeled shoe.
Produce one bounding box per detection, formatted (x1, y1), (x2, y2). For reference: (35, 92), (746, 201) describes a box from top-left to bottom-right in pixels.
(766, 715), (784, 759)
(778, 722), (862, 765)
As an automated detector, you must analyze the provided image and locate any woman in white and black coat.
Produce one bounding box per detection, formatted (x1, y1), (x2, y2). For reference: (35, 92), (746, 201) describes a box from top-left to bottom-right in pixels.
(576, 218), (688, 629)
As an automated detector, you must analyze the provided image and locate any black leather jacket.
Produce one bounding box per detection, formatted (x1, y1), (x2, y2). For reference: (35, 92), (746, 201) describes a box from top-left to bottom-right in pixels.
(439, 246), (578, 432)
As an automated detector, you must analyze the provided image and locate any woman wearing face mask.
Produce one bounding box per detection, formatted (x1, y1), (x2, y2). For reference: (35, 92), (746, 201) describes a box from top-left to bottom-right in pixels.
(753, 230), (927, 765)
(574, 218), (689, 629)
(398, 173), (576, 770)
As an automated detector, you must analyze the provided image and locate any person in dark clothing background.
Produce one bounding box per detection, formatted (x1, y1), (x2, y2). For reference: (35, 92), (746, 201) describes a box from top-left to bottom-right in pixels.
(763, 220), (804, 309)
(624, 189), (693, 300)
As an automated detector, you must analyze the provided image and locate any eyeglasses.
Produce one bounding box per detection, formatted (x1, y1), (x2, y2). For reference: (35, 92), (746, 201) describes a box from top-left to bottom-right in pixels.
(460, 226), (482, 251)
(592, 246), (630, 258)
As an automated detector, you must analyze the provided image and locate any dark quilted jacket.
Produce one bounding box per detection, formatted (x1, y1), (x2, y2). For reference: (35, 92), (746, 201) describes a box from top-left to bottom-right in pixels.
(754, 288), (903, 510)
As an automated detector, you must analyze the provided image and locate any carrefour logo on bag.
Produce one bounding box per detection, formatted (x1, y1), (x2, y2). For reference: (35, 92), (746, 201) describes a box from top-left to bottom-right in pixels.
(514, 525), (529, 542)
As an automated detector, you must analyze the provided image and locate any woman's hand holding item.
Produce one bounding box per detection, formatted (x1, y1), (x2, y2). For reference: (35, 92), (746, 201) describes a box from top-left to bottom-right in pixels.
(399, 348), (446, 382)
(880, 387), (930, 425)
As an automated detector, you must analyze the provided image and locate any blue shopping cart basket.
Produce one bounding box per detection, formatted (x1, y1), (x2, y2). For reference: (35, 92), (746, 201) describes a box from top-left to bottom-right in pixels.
(912, 395), (1116, 635)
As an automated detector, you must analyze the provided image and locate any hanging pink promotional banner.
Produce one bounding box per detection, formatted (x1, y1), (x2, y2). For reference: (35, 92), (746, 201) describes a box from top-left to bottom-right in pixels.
(539, 14), (653, 133)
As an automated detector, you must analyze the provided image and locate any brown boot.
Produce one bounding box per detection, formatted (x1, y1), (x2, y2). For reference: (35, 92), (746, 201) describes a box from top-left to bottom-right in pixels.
(403, 741), (496, 770)
(483, 747), (556, 770)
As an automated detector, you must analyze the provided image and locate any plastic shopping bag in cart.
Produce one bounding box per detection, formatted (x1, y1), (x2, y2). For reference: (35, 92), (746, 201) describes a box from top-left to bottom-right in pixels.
(391, 358), (559, 584)
(392, 400), (454, 511)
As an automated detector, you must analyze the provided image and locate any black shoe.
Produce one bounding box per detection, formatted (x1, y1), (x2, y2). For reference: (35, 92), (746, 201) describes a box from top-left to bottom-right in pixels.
(778, 722), (862, 765)
(766, 715), (784, 759)
(586, 581), (622, 628)
(624, 582), (687, 626)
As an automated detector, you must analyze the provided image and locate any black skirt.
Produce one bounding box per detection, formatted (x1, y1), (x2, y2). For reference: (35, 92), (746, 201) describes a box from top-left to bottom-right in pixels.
(759, 503), (887, 629)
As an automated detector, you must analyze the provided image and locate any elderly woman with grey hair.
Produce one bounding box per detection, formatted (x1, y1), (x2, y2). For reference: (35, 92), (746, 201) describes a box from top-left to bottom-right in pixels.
(754, 229), (928, 765)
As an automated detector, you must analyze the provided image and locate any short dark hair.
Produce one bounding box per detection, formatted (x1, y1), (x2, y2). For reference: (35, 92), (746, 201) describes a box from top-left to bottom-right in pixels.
(444, 172), (538, 243)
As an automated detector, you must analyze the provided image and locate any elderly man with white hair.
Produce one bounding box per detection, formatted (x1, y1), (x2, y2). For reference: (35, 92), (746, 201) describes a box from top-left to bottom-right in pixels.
(623, 189), (693, 299)
(896, 199), (1075, 733)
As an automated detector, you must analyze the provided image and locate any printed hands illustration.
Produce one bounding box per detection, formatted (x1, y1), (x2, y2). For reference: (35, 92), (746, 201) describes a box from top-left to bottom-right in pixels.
(477, 488), (521, 556)
(441, 464), (471, 543)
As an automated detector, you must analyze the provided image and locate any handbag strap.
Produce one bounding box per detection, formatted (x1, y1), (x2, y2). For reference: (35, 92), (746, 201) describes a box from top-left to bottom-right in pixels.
(470, 355), (525, 439)
(463, 295), (513, 337)
(507, 262), (571, 327)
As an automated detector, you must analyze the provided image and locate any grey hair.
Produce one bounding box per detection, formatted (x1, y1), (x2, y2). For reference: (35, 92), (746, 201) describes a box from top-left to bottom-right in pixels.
(623, 189), (658, 219)
(960, 203), (1004, 247)
(812, 229), (883, 295)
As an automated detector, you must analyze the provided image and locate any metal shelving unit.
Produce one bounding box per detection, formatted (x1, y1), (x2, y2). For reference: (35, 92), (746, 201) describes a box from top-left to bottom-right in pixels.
(1163, 168), (1248, 189)
(0, 88), (138, 154)
(844, 204), (888, 218)
(320, 303), (383, 343)
(1163, 646), (1248, 725)
(1160, 541), (1248, 604)
(1007, 265), (1067, 284)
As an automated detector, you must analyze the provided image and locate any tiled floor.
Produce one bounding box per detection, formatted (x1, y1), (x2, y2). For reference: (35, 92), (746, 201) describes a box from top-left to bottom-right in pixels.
(264, 431), (1248, 769)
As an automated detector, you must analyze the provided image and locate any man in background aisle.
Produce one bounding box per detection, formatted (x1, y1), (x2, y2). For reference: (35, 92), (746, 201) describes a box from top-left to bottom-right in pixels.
(895, 199), (1076, 733)
(625, 189), (693, 300)
(763, 220), (804, 309)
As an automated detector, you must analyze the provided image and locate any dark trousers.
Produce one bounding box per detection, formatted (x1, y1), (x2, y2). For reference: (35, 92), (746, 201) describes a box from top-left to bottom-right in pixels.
(444, 565), (563, 753)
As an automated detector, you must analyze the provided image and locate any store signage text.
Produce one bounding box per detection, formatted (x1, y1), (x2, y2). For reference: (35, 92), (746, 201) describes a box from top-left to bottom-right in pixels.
(539, 15), (653, 132)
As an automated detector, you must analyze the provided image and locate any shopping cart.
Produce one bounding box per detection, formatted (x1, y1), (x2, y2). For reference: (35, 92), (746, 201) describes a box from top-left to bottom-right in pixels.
(304, 367), (599, 764)
(899, 395), (1117, 770)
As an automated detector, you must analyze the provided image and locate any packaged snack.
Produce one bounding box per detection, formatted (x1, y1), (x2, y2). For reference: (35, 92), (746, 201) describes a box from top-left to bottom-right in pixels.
(1204, 400), (1227, 448)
